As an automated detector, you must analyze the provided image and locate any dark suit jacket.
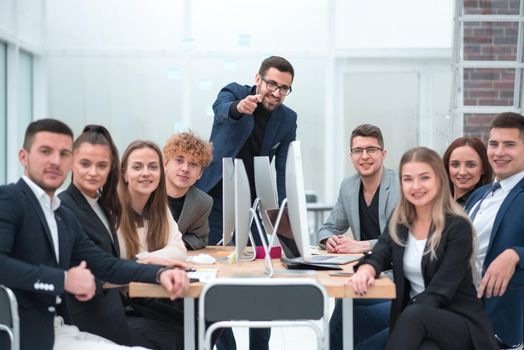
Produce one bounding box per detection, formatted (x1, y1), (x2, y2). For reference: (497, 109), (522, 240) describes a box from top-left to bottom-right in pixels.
(465, 178), (524, 345)
(169, 186), (213, 250)
(0, 180), (162, 350)
(357, 214), (498, 350)
(196, 82), (297, 202)
(58, 183), (134, 345)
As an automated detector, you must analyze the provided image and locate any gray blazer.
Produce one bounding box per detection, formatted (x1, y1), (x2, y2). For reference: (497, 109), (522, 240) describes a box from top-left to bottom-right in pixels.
(175, 186), (213, 250)
(317, 168), (399, 246)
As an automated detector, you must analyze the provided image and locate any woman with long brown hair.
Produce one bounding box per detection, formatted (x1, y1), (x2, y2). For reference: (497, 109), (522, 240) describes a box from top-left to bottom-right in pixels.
(117, 140), (186, 262)
(118, 140), (187, 350)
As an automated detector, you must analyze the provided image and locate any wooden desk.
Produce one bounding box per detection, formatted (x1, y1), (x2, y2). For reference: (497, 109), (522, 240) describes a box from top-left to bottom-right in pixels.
(129, 246), (395, 350)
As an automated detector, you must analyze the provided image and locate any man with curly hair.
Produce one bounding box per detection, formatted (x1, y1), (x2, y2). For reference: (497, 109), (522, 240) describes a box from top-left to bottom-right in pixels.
(163, 131), (213, 250)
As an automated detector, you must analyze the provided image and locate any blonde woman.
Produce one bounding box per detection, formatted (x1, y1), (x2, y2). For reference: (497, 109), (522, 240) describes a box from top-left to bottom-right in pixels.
(351, 147), (497, 350)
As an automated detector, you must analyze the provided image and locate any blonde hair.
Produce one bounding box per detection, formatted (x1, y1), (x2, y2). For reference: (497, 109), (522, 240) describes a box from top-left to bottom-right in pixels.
(163, 130), (213, 167)
(389, 147), (470, 260)
(118, 140), (169, 259)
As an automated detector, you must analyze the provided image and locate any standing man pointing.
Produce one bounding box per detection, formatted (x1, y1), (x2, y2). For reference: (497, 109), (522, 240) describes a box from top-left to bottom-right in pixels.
(197, 56), (297, 350)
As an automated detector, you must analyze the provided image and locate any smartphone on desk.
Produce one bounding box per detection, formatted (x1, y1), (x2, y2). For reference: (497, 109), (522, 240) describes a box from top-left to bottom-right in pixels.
(329, 271), (354, 277)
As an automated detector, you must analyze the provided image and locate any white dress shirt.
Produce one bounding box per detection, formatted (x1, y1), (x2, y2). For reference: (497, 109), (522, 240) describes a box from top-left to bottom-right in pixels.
(471, 171), (524, 277)
(81, 192), (113, 241)
(22, 175), (61, 262)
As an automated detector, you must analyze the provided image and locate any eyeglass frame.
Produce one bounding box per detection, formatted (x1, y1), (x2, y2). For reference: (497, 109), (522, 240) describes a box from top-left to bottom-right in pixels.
(259, 76), (292, 96)
(350, 146), (383, 156)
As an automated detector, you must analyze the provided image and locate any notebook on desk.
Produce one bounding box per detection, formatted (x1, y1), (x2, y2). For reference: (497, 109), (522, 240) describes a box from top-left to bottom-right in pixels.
(266, 208), (360, 268)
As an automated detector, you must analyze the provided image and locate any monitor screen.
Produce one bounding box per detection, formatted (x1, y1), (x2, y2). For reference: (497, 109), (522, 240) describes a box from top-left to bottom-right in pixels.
(266, 208), (301, 259)
(234, 158), (252, 258)
(222, 158), (235, 246)
(254, 156), (278, 234)
(284, 141), (311, 260)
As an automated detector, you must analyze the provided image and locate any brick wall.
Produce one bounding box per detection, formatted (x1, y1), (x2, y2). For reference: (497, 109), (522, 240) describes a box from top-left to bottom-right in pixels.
(462, 0), (521, 142)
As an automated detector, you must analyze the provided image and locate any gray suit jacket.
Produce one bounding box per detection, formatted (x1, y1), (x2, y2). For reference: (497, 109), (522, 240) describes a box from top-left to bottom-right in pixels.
(171, 186), (213, 250)
(317, 168), (399, 246)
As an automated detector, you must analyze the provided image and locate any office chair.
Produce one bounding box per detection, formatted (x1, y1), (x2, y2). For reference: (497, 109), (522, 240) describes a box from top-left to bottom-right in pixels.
(198, 278), (329, 350)
(0, 285), (20, 350)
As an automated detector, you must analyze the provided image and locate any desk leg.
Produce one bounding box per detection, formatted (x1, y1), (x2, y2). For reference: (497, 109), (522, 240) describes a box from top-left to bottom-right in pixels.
(342, 298), (353, 350)
(184, 297), (195, 350)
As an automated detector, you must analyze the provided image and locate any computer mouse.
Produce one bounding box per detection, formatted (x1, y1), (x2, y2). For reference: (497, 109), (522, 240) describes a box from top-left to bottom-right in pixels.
(187, 254), (217, 264)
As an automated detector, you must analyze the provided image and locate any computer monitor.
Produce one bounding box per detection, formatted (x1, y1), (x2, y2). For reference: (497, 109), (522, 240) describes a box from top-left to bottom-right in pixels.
(285, 141), (311, 261)
(254, 156), (279, 234)
(222, 158), (235, 246)
(234, 158), (253, 259)
(265, 207), (299, 258)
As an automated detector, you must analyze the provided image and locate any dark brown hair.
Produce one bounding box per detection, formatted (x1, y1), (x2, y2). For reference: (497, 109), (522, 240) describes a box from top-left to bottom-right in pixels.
(490, 112), (524, 139)
(442, 137), (493, 197)
(350, 124), (384, 149)
(73, 124), (121, 232)
(258, 56), (294, 80)
(23, 118), (73, 150)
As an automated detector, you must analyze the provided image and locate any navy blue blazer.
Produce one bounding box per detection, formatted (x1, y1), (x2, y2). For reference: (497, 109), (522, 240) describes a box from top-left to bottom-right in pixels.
(196, 82), (297, 202)
(0, 180), (162, 350)
(465, 178), (524, 345)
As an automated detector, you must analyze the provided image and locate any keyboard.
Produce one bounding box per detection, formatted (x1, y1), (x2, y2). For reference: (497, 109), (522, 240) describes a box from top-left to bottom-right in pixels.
(188, 269), (218, 283)
(306, 255), (360, 265)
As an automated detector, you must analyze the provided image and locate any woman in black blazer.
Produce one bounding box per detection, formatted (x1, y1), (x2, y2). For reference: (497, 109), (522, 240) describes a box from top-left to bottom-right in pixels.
(352, 147), (498, 350)
(59, 125), (154, 347)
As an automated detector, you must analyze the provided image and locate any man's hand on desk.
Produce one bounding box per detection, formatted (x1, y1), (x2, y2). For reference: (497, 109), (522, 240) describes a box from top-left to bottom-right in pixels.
(158, 268), (189, 300)
(137, 256), (190, 270)
(326, 235), (371, 254)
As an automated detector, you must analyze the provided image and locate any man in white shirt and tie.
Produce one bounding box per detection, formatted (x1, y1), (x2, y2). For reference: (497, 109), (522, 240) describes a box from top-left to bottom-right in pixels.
(465, 112), (524, 349)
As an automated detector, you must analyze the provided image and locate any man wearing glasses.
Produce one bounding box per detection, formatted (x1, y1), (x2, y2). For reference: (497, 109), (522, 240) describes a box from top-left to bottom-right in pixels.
(319, 124), (399, 350)
(196, 56), (296, 350)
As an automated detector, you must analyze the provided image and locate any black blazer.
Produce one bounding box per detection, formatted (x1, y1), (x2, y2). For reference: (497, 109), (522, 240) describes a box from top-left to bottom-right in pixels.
(59, 183), (133, 345)
(357, 214), (498, 350)
(0, 180), (161, 350)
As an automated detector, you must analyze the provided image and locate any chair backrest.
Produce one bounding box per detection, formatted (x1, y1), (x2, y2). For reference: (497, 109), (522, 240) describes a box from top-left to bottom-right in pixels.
(0, 285), (20, 350)
(198, 278), (329, 350)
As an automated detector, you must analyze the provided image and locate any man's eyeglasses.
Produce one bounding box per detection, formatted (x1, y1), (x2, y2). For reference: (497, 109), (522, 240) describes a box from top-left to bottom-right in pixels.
(260, 76), (292, 96)
(351, 147), (383, 156)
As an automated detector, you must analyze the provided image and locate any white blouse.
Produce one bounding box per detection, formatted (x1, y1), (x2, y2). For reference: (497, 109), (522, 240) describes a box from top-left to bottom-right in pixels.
(403, 232), (427, 299)
(118, 205), (187, 261)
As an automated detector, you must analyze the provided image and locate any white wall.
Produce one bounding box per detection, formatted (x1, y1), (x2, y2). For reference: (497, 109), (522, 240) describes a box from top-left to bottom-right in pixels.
(335, 0), (453, 50)
(0, 0), (46, 182)
(1, 0), (455, 201)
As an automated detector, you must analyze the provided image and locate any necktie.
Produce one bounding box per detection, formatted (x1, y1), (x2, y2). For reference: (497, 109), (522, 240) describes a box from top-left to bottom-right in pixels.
(469, 182), (501, 221)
